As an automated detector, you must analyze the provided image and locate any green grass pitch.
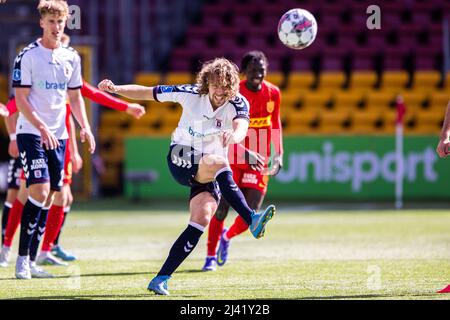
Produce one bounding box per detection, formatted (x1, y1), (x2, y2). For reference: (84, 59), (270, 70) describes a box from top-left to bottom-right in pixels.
(0, 206), (449, 300)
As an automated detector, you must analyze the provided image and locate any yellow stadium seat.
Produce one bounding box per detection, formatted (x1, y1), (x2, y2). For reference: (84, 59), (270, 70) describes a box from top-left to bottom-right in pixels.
(100, 112), (131, 128)
(319, 110), (350, 133)
(349, 71), (377, 90)
(100, 163), (120, 187)
(446, 71), (450, 90)
(165, 72), (193, 85)
(381, 71), (409, 90)
(350, 111), (381, 134)
(365, 91), (395, 111)
(302, 91), (332, 110)
(319, 72), (345, 89)
(427, 91), (450, 110)
(285, 110), (319, 134)
(398, 91), (426, 112)
(413, 71), (441, 90)
(287, 72), (315, 90)
(134, 72), (161, 86)
(333, 91), (362, 111)
(265, 72), (284, 88)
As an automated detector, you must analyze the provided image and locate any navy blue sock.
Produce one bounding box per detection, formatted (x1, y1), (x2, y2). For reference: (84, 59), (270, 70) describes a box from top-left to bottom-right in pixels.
(157, 223), (204, 277)
(29, 208), (49, 262)
(1, 202), (12, 245)
(215, 168), (253, 225)
(18, 197), (43, 257)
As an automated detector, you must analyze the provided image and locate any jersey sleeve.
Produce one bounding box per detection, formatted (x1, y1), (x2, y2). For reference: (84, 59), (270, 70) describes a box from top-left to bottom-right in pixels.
(152, 84), (198, 107)
(6, 97), (18, 115)
(12, 52), (32, 88)
(81, 80), (128, 111)
(231, 95), (250, 122)
(68, 53), (83, 90)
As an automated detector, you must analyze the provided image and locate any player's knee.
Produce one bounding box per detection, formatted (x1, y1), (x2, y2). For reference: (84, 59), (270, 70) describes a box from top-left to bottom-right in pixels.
(202, 155), (228, 174)
(29, 188), (49, 203)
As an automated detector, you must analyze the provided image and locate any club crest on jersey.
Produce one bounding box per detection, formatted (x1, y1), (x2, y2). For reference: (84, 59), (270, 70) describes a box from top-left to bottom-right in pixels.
(215, 119), (222, 128)
(12, 69), (21, 81)
(267, 101), (274, 113)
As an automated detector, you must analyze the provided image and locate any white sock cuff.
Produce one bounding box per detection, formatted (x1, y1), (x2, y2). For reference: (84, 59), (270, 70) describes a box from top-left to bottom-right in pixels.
(189, 221), (205, 232)
(64, 206), (71, 213)
(214, 166), (232, 180)
(28, 197), (44, 208)
(4, 202), (12, 208)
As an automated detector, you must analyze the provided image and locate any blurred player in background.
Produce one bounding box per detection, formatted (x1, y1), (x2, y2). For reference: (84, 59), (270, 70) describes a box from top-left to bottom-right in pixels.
(203, 51), (283, 271)
(10, 0), (95, 280)
(0, 31), (145, 270)
(98, 57), (276, 295)
(435, 99), (450, 294)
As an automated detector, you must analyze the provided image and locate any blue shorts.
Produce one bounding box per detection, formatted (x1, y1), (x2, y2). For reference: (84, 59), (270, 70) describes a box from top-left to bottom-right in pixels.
(7, 157), (22, 190)
(167, 144), (220, 203)
(17, 134), (67, 192)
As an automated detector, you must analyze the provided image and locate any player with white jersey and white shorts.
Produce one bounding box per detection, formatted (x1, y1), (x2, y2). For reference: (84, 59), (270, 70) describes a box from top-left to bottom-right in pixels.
(98, 57), (276, 296)
(11, 0), (95, 280)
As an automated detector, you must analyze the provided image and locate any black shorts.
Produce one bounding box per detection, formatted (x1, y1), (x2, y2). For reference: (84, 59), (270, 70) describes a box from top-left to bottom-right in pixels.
(167, 144), (221, 203)
(7, 157), (22, 190)
(17, 134), (67, 192)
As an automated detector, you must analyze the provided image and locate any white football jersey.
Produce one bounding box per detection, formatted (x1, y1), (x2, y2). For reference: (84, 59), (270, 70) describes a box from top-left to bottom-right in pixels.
(153, 84), (250, 156)
(12, 39), (82, 139)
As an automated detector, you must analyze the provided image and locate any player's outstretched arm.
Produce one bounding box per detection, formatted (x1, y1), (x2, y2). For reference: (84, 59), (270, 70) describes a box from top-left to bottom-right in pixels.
(16, 87), (60, 150)
(98, 79), (154, 101)
(436, 100), (450, 158)
(82, 80), (145, 119)
(68, 88), (96, 154)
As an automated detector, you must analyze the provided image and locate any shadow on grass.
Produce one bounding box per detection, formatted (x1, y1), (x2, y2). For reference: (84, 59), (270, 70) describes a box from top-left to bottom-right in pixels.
(266, 292), (441, 300)
(7, 293), (199, 300)
(0, 271), (158, 281)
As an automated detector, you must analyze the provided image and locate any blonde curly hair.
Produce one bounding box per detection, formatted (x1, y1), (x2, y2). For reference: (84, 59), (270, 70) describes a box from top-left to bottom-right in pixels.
(196, 58), (240, 101)
(38, 0), (69, 18)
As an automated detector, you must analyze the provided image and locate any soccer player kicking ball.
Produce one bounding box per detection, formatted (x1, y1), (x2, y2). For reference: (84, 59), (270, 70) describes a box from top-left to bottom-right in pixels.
(98, 57), (276, 295)
(11, 0), (95, 279)
(203, 51), (283, 271)
(435, 99), (450, 294)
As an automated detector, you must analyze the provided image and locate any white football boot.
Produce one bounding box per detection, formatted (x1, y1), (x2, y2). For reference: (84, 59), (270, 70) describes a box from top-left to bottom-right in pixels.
(29, 261), (54, 278)
(15, 255), (31, 280)
(0, 245), (11, 267)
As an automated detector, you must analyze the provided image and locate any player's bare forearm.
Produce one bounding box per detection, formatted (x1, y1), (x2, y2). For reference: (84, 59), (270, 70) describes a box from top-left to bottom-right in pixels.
(68, 89), (90, 130)
(15, 88), (47, 131)
(231, 118), (249, 144)
(98, 79), (154, 101)
(439, 101), (450, 141)
(4, 112), (18, 135)
(68, 115), (79, 155)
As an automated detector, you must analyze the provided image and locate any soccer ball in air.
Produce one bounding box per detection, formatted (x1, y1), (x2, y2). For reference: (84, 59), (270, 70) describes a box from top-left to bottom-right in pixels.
(277, 8), (318, 50)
